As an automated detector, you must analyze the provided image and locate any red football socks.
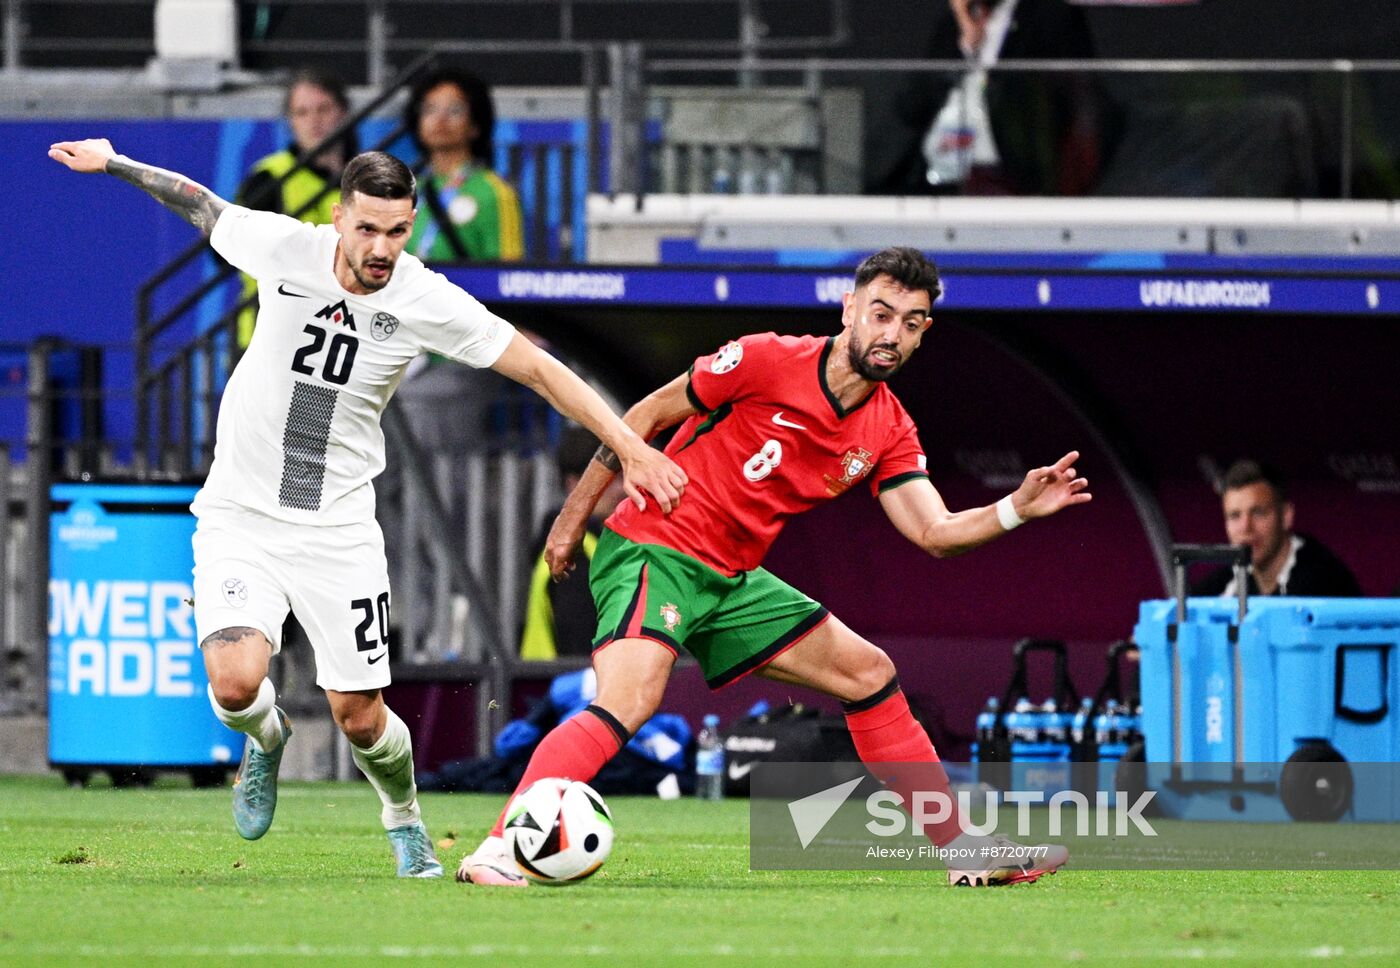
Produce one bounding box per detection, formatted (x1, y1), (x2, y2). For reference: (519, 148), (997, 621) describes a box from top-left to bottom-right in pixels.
(490, 705), (629, 837)
(843, 677), (964, 847)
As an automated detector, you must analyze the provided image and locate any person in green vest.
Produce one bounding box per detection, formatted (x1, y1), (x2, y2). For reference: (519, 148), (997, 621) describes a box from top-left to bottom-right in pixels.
(234, 68), (358, 347)
(519, 428), (627, 660)
(403, 68), (524, 263)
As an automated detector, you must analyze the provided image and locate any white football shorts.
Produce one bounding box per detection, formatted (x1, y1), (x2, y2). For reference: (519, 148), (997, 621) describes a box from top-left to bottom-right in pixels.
(192, 505), (393, 692)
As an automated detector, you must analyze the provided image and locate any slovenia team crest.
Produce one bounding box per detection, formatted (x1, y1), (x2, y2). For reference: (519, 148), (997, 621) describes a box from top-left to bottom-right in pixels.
(222, 578), (249, 608)
(711, 341), (743, 374)
(371, 311), (401, 342)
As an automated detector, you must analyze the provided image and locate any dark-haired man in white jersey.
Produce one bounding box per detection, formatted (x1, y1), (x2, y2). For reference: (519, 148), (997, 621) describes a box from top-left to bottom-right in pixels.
(49, 139), (687, 877)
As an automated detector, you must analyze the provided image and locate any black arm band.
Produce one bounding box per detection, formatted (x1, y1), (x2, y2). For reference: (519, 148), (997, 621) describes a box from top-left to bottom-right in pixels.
(594, 445), (622, 472)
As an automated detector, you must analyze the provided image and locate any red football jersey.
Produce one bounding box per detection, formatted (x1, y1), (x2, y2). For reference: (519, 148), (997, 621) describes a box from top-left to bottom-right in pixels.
(607, 333), (930, 575)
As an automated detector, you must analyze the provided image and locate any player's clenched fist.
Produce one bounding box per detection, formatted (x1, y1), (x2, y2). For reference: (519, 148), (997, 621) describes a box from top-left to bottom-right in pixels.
(48, 139), (118, 173)
(544, 509), (588, 581)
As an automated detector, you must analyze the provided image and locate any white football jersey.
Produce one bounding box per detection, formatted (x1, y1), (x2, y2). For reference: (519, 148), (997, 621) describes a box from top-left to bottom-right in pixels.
(196, 205), (515, 526)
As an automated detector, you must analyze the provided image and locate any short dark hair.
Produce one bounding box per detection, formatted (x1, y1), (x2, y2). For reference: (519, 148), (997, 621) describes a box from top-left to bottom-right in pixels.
(1220, 459), (1289, 502)
(854, 247), (943, 306)
(341, 151), (416, 203)
(404, 68), (498, 164)
(284, 67), (350, 114)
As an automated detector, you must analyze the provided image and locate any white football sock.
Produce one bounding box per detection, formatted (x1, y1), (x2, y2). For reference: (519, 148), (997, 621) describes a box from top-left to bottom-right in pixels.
(351, 707), (422, 829)
(207, 679), (284, 754)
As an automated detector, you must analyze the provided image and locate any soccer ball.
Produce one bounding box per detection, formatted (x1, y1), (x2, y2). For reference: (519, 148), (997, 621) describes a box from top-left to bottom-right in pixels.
(503, 778), (614, 885)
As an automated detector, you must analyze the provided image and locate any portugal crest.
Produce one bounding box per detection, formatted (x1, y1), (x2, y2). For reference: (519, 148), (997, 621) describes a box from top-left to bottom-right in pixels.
(840, 448), (873, 482)
(659, 602), (683, 632)
(823, 447), (875, 496)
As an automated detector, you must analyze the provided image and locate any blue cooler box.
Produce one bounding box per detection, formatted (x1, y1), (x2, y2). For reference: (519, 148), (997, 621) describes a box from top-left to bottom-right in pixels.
(1136, 592), (1400, 822)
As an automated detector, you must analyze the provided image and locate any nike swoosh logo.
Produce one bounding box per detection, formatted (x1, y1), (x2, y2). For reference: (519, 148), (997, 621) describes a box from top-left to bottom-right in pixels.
(728, 761), (754, 781)
(278, 283), (310, 298)
(367, 651), (387, 665)
(771, 411), (807, 430)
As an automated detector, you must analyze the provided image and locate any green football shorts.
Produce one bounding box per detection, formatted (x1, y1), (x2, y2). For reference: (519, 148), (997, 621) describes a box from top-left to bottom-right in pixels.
(589, 528), (830, 689)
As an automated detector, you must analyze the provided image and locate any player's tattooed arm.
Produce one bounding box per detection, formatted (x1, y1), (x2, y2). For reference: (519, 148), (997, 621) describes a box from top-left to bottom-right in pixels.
(105, 156), (229, 234)
(47, 138), (228, 234)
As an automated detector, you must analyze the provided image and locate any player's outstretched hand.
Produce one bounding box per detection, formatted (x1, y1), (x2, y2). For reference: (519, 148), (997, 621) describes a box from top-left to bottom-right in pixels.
(48, 139), (118, 174)
(1012, 450), (1092, 520)
(619, 446), (688, 515)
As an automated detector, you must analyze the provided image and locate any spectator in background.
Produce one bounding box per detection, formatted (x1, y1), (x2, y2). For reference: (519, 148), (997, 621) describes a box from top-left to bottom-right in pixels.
(235, 67), (356, 347)
(872, 0), (1106, 196)
(519, 427), (628, 660)
(1194, 459), (1362, 597)
(403, 68), (524, 262)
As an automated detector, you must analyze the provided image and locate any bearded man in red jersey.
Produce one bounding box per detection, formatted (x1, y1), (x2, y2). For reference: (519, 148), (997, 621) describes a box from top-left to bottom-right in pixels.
(461, 247), (1092, 887)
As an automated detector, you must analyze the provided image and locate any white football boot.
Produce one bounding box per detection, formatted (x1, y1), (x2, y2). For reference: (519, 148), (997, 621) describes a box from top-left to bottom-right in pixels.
(456, 835), (529, 887)
(946, 835), (1069, 887)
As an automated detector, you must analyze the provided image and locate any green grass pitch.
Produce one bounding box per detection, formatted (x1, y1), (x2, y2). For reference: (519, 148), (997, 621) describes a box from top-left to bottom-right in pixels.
(2, 773), (1397, 966)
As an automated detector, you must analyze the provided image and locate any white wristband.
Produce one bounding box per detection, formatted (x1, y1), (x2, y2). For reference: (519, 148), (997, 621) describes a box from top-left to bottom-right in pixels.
(996, 495), (1025, 531)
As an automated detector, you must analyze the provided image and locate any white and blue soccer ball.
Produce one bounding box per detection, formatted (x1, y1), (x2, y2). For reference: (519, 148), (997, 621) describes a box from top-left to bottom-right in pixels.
(503, 778), (614, 885)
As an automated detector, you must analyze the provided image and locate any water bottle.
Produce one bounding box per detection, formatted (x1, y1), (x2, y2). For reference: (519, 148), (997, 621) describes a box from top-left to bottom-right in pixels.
(1069, 700), (1092, 762)
(1010, 698), (1037, 745)
(1071, 697), (1094, 747)
(1041, 699), (1064, 745)
(1109, 701), (1127, 745)
(1095, 700), (1119, 747)
(737, 146), (760, 196)
(763, 152), (792, 195)
(1126, 703), (1143, 744)
(711, 151), (734, 194)
(974, 697), (1000, 759)
(696, 713), (725, 801)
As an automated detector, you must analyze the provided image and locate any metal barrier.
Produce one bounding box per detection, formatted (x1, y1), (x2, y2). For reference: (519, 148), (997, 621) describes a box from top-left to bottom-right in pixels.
(3, 335), (630, 760)
(0, 342), (67, 715)
(637, 55), (1400, 201)
(0, 336), (591, 759)
(1, 0), (850, 84)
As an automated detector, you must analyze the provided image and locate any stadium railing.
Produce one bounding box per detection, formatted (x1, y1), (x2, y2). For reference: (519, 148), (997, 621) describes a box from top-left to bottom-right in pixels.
(3, 337), (583, 758)
(0, 340), (107, 718)
(2, 0), (851, 84)
(635, 55), (1400, 202)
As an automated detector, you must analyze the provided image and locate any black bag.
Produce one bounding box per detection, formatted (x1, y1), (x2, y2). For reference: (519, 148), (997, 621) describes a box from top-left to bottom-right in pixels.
(721, 704), (860, 798)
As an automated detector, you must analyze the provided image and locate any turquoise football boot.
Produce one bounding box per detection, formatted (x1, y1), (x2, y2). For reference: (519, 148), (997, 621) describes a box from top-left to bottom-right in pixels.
(387, 821), (445, 878)
(231, 708), (292, 840)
